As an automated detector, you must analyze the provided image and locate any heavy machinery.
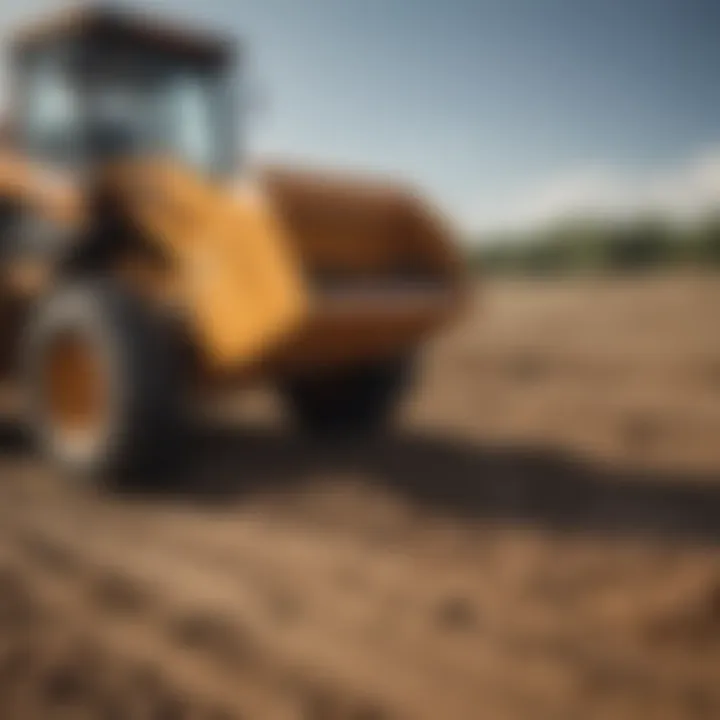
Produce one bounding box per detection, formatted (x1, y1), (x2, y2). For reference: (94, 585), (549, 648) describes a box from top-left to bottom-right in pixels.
(0, 5), (464, 481)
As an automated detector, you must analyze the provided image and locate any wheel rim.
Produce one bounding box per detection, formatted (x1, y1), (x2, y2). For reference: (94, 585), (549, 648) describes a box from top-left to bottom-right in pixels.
(44, 331), (109, 444)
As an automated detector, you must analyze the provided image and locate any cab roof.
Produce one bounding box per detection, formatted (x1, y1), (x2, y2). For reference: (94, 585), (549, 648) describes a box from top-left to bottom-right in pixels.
(11, 3), (237, 67)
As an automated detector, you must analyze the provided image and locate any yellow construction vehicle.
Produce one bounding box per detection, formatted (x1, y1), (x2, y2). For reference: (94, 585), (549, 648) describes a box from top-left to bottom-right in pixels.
(0, 5), (464, 481)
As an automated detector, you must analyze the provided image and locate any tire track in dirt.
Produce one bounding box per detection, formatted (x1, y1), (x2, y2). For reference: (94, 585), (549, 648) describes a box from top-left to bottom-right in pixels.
(0, 522), (301, 718)
(0, 552), (250, 719)
(0, 474), (413, 719)
(3, 484), (404, 720)
(0, 478), (481, 719)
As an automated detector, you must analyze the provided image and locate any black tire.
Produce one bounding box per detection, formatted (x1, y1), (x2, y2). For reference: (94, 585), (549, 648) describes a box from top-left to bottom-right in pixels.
(22, 280), (183, 484)
(281, 357), (414, 438)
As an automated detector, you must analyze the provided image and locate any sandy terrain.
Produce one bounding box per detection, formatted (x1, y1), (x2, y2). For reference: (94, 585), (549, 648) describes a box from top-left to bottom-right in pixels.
(0, 275), (720, 719)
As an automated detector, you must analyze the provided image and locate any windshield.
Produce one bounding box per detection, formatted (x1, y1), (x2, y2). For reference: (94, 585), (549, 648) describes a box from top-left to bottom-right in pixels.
(86, 61), (232, 175)
(21, 45), (236, 176)
(23, 53), (81, 164)
(164, 73), (217, 171)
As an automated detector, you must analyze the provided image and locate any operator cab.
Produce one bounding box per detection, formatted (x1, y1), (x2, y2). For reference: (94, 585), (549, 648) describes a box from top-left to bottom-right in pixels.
(10, 6), (239, 176)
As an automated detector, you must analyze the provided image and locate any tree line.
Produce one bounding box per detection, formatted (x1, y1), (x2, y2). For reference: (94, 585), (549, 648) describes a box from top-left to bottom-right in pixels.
(472, 215), (720, 275)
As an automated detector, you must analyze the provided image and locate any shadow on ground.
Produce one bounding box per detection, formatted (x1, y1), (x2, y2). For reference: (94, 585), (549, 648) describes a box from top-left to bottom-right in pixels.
(135, 421), (720, 544)
(3, 416), (720, 544)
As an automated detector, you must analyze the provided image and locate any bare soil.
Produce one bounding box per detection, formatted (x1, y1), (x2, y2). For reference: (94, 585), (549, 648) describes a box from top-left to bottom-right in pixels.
(1, 275), (720, 719)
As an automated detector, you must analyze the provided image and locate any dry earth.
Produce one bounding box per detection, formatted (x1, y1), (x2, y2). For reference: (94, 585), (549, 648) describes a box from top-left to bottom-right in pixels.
(0, 275), (720, 719)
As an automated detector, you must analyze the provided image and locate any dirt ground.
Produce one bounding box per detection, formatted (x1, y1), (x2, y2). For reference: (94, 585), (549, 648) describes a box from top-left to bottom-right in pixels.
(1, 274), (720, 719)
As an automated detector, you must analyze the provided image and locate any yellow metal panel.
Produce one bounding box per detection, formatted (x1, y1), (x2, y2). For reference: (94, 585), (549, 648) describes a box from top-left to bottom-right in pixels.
(111, 160), (308, 369)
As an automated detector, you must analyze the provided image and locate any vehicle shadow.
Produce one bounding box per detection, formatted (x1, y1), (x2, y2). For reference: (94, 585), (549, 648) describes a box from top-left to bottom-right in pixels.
(0, 420), (31, 458)
(147, 421), (720, 544)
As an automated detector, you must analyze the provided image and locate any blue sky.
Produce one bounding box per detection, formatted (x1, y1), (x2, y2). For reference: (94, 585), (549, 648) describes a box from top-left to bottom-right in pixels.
(4, 0), (720, 237)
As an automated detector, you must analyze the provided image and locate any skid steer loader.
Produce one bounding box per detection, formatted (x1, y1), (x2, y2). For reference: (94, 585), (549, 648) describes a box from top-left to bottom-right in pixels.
(0, 5), (465, 481)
